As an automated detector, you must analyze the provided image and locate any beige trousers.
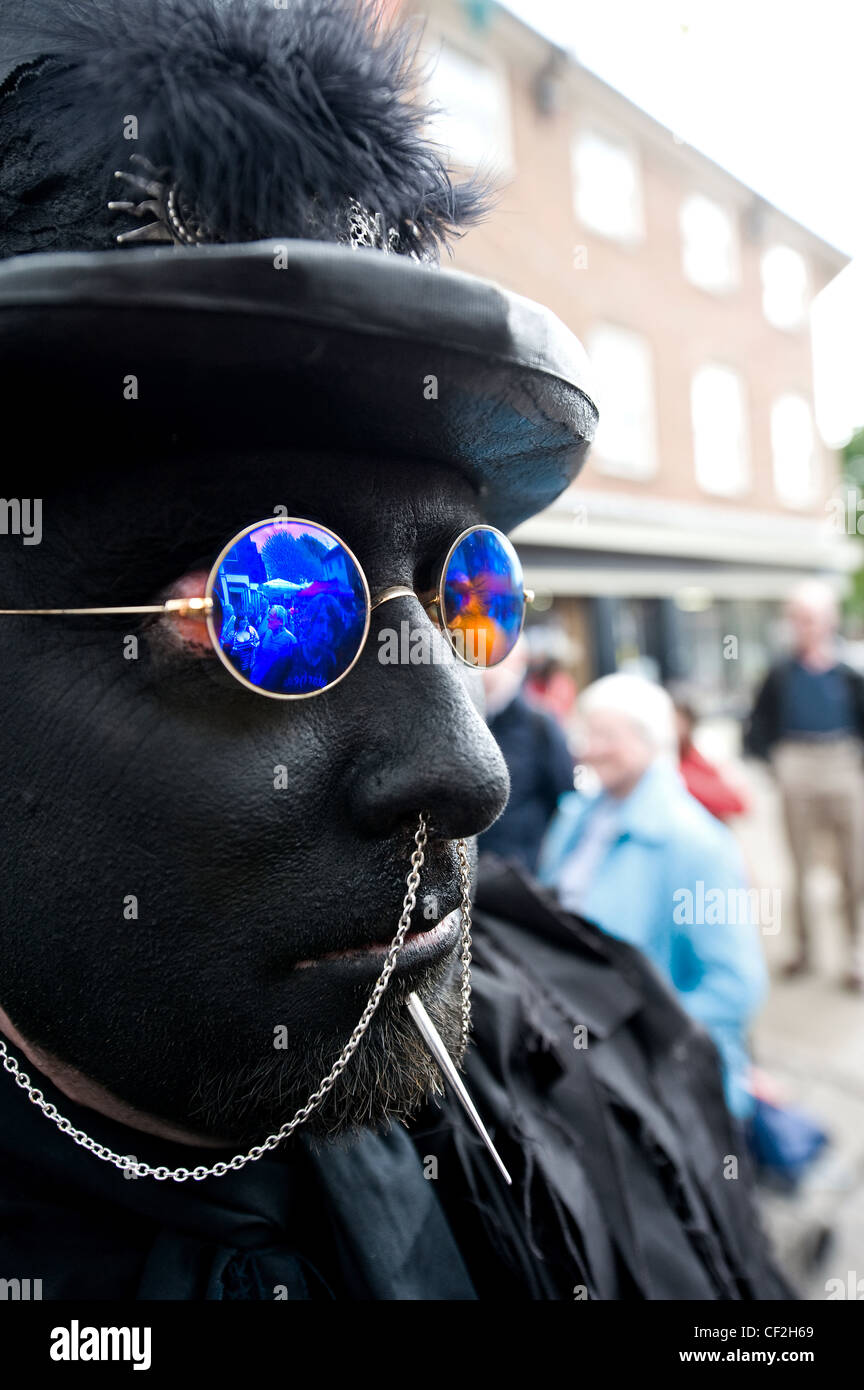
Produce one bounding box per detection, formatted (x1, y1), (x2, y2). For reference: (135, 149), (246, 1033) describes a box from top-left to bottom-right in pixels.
(772, 737), (864, 960)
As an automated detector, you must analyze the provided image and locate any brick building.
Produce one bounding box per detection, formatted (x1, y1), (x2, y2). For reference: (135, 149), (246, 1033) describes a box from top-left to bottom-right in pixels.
(405, 0), (854, 710)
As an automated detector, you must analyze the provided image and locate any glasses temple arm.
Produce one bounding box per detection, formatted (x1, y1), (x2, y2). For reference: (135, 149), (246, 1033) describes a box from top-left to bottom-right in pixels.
(0, 597), (213, 618)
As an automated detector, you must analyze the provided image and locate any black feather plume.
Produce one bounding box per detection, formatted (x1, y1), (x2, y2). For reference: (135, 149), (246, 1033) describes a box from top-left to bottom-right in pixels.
(0, 0), (496, 259)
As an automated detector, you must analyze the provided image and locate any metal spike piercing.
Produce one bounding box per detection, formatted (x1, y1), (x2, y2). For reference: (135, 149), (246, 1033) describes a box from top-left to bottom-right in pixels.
(0, 814), (511, 1184)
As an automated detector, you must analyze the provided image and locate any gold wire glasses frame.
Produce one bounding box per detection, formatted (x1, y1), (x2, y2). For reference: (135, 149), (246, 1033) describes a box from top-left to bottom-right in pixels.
(0, 518), (534, 700)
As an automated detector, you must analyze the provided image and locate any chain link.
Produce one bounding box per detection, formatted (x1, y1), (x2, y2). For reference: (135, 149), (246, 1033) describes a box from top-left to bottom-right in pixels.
(0, 814), (473, 1182)
(456, 838), (473, 1051)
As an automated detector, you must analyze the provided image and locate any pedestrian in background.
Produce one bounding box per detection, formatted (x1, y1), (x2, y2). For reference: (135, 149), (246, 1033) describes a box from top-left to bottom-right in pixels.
(676, 699), (750, 822)
(480, 639), (575, 873)
(539, 674), (767, 1119)
(745, 581), (864, 989)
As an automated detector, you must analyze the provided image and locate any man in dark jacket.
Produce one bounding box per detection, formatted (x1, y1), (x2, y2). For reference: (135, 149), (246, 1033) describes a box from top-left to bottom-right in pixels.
(745, 581), (864, 986)
(0, 0), (786, 1303)
(480, 643), (575, 872)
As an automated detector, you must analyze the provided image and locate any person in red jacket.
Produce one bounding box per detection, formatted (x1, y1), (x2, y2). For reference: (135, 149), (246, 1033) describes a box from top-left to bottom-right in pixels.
(676, 702), (750, 822)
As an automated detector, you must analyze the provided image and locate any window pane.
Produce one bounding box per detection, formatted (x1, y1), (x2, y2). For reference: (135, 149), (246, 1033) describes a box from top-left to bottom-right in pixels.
(425, 43), (512, 172)
(691, 364), (749, 495)
(761, 245), (808, 329)
(680, 194), (738, 292)
(573, 129), (643, 242)
(772, 394), (817, 505)
(587, 324), (657, 479)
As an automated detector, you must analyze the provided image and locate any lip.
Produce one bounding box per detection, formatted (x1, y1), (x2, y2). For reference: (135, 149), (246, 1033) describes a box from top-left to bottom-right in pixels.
(292, 908), (461, 975)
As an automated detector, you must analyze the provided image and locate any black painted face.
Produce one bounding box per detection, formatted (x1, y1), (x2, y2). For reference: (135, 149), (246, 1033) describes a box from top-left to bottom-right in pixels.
(0, 450), (510, 1142)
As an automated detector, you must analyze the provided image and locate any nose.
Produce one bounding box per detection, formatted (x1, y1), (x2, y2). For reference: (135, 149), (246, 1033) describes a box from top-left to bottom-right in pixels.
(345, 596), (511, 842)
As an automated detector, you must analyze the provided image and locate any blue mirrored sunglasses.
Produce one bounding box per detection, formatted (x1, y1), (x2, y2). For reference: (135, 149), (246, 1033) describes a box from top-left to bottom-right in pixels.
(0, 518), (533, 699)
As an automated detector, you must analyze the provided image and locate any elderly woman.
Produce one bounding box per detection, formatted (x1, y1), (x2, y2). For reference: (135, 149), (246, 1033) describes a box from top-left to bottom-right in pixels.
(538, 674), (767, 1119)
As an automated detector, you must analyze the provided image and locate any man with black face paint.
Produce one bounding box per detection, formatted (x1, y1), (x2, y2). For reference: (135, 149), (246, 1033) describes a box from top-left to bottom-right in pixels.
(0, 0), (789, 1302)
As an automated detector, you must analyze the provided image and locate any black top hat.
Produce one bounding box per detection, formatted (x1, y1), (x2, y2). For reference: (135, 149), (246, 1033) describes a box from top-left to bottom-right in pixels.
(0, 0), (596, 528)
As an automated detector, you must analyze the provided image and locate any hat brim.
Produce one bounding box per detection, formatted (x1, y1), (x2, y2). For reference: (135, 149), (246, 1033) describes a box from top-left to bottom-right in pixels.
(0, 240), (596, 530)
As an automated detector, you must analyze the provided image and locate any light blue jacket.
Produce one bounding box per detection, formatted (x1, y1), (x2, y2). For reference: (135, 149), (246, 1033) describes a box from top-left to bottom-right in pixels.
(537, 758), (767, 1117)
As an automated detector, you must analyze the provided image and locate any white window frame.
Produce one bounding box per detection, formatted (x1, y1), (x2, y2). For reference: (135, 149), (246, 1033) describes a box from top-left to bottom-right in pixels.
(771, 393), (820, 508)
(423, 40), (513, 175)
(680, 193), (739, 294)
(761, 244), (810, 330)
(586, 322), (658, 481)
(572, 125), (644, 245)
(691, 363), (750, 498)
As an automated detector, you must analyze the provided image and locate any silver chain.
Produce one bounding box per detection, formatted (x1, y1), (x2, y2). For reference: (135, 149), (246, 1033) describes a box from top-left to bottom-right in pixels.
(456, 837), (473, 1047)
(0, 815), (473, 1183)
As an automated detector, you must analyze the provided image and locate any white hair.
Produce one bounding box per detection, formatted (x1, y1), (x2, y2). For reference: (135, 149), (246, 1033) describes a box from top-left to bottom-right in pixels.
(787, 579), (839, 620)
(579, 673), (678, 757)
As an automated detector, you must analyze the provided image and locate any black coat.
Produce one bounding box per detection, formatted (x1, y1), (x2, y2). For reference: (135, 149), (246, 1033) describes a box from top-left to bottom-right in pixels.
(417, 856), (792, 1300)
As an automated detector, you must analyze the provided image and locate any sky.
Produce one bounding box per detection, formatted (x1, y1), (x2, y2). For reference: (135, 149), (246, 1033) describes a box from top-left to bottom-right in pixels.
(501, 0), (864, 446)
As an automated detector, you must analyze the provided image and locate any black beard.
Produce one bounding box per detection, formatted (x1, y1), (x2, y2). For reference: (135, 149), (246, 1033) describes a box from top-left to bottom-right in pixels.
(187, 959), (464, 1144)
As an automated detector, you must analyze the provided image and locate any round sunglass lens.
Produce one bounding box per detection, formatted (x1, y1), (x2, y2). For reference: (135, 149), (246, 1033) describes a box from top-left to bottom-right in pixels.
(209, 520), (368, 695)
(441, 527), (525, 667)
